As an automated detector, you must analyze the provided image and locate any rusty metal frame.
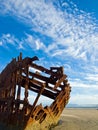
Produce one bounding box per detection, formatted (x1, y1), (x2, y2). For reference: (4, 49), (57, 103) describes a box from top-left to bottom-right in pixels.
(0, 53), (71, 130)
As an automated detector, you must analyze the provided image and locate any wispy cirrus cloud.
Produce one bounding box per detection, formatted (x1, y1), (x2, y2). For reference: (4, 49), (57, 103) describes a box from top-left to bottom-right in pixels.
(0, 33), (46, 51)
(0, 33), (17, 45)
(0, 33), (24, 50)
(85, 74), (98, 82)
(24, 33), (46, 50)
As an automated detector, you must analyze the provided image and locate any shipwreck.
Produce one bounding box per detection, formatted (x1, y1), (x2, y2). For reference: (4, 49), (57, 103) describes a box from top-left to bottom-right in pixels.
(0, 53), (71, 130)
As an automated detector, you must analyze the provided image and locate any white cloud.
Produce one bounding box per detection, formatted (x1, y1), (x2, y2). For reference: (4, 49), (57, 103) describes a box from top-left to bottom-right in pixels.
(51, 49), (65, 57)
(0, 33), (46, 51)
(70, 80), (98, 89)
(28, 93), (53, 106)
(35, 39), (45, 50)
(24, 33), (46, 50)
(69, 94), (98, 105)
(0, 41), (3, 45)
(85, 74), (98, 82)
(0, 33), (18, 47)
(45, 43), (58, 54)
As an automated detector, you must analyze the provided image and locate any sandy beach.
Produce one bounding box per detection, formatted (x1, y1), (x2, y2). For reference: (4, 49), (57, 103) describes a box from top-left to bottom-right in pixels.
(51, 108), (98, 130)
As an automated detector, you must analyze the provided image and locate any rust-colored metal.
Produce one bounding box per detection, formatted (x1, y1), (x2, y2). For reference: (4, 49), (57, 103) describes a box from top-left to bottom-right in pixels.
(0, 53), (71, 130)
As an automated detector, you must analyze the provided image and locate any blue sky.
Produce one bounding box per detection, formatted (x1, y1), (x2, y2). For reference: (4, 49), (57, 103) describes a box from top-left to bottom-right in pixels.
(0, 0), (98, 105)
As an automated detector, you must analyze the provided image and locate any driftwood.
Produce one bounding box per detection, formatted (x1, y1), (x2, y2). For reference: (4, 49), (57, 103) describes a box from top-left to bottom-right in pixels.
(0, 53), (71, 130)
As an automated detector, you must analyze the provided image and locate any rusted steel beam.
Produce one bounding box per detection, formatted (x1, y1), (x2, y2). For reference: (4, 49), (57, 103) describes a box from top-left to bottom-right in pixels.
(24, 82), (57, 100)
(29, 83), (45, 114)
(29, 71), (57, 84)
(53, 75), (67, 90)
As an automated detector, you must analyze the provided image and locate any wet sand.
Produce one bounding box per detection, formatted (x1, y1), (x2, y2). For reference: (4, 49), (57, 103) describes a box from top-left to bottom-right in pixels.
(51, 108), (98, 130)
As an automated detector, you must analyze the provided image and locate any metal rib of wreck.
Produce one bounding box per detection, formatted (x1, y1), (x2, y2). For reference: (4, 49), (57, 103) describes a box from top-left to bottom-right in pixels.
(0, 53), (71, 130)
